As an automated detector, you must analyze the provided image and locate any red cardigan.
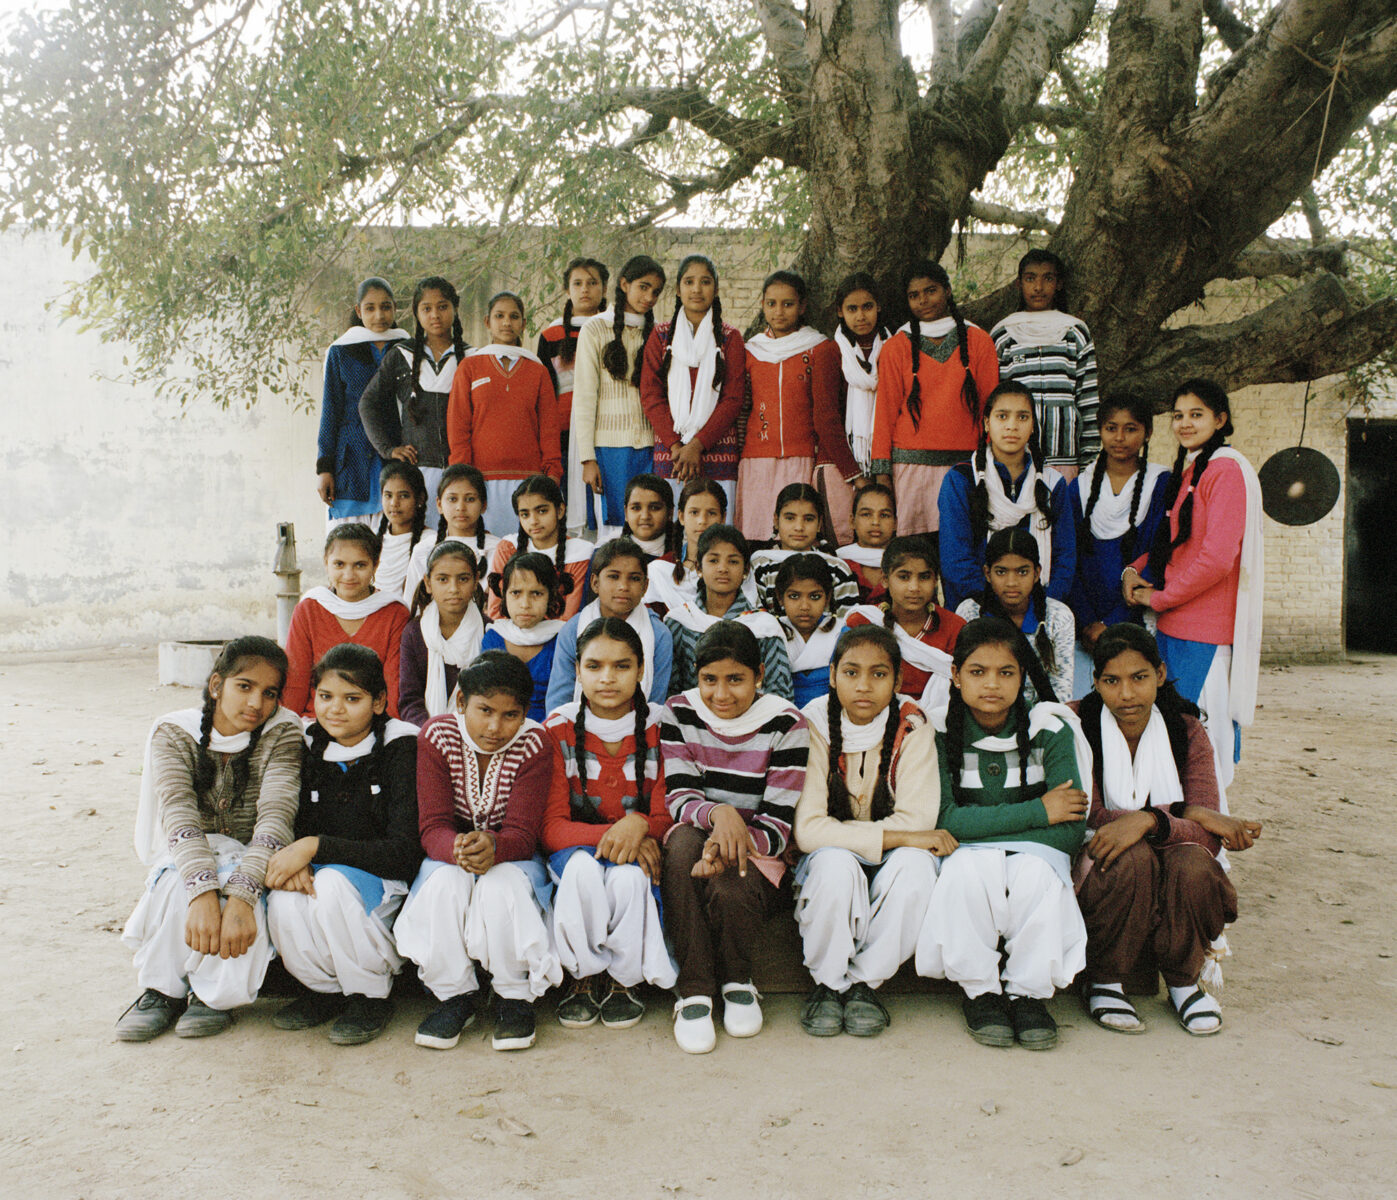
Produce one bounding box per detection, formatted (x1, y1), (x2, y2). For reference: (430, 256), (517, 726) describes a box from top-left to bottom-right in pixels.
(283, 595), (410, 718)
(740, 337), (854, 474)
(541, 717), (672, 852)
(872, 326), (999, 462)
(446, 353), (562, 480)
(640, 321), (747, 453)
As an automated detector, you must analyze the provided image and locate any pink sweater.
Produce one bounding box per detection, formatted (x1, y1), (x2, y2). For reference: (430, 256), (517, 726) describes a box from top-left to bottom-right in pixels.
(1131, 455), (1245, 645)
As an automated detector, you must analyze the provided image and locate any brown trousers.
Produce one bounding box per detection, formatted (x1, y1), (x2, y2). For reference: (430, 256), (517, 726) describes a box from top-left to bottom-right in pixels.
(1077, 840), (1238, 989)
(662, 824), (782, 998)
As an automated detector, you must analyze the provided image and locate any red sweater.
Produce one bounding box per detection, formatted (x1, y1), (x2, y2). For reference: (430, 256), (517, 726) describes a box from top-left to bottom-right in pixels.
(446, 353), (562, 480)
(640, 321), (747, 453)
(485, 537), (589, 622)
(740, 337), (854, 474)
(537, 321), (579, 432)
(283, 595), (410, 719)
(871, 325), (999, 465)
(416, 715), (553, 865)
(845, 605), (965, 697)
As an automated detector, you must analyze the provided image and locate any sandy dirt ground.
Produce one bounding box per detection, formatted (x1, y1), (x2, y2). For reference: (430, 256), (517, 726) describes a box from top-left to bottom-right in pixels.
(1, 648), (1394, 1199)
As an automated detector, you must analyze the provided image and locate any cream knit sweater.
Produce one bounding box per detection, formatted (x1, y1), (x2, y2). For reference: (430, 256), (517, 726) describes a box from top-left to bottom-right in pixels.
(570, 317), (655, 459)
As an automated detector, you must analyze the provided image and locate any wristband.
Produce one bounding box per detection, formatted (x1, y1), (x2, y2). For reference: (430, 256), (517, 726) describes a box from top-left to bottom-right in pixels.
(1144, 805), (1171, 846)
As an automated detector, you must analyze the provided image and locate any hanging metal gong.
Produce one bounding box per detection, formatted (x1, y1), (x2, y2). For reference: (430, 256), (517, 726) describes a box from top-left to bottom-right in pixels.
(1257, 446), (1341, 526)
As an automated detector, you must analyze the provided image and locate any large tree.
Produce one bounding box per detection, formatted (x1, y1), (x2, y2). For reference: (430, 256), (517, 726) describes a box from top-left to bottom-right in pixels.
(2, 0), (1395, 409)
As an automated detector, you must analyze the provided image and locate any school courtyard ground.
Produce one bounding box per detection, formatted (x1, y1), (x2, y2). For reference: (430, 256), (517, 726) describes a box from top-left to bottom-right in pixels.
(1, 648), (1393, 1198)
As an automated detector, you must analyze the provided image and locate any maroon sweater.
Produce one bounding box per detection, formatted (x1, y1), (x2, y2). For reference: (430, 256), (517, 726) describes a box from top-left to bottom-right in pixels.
(416, 714), (553, 865)
(398, 616), (459, 730)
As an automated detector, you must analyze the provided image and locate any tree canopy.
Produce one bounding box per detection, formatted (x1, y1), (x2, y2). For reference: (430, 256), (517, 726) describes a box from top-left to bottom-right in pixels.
(2, 0), (1394, 410)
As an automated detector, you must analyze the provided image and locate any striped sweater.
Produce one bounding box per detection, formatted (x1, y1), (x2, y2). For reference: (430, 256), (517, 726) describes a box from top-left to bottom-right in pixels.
(989, 318), (1100, 468)
(750, 548), (861, 619)
(570, 317), (655, 457)
(659, 692), (808, 857)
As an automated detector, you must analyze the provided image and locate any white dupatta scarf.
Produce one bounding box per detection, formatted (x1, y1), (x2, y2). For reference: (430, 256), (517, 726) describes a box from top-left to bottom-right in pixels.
(573, 600), (657, 699)
(467, 344), (543, 367)
(745, 325), (826, 364)
(490, 617), (565, 647)
(420, 601), (486, 718)
(1210, 448), (1264, 728)
(993, 309), (1086, 350)
(667, 313), (721, 442)
(1097, 706), (1185, 812)
(1077, 458), (1169, 542)
(833, 327), (884, 475)
(800, 692), (893, 753)
(303, 586), (404, 621)
(973, 456), (1063, 585)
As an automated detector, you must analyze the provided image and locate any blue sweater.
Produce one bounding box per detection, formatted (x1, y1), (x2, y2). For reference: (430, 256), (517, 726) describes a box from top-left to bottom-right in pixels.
(545, 609), (674, 715)
(480, 628), (557, 723)
(1064, 470), (1169, 632)
(938, 458), (1077, 612)
(317, 341), (392, 514)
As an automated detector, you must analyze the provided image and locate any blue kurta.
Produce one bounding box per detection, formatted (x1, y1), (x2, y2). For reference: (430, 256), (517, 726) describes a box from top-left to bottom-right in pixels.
(480, 628), (558, 722)
(317, 341), (392, 517)
(1064, 471), (1169, 631)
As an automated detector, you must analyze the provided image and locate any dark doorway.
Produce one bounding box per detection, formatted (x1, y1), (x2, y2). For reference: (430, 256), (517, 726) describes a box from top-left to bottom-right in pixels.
(1346, 420), (1397, 652)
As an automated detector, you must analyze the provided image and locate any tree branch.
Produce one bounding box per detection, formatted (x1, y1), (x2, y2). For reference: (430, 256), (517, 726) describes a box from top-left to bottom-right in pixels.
(752, 0), (811, 107)
(500, 0), (607, 47)
(606, 85), (803, 166)
(1051, 49), (1093, 111)
(928, 0), (960, 85)
(1202, 0), (1253, 53)
(1217, 239), (1349, 280)
(1029, 102), (1094, 130)
(961, 0), (1032, 93)
(955, 0), (1002, 66)
(623, 150), (764, 231)
(968, 197), (1059, 233)
(1300, 186), (1328, 245)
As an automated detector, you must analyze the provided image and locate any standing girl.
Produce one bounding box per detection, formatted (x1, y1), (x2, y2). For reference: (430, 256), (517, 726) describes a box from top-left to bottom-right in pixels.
(403, 463), (500, 604)
(117, 637), (301, 1041)
(844, 535), (965, 707)
(395, 652), (562, 1052)
(735, 270), (845, 540)
(265, 644), (422, 1045)
(750, 482), (860, 617)
(794, 626), (954, 1037)
(990, 249), (1100, 480)
(664, 525), (794, 703)
(823, 272), (889, 545)
(871, 262), (999, 536)
(938, 381), (1076, 612)
(544, 618), (676, 1029)
(915, 617), (1092, 1050)
(1068, 391), (1170, 694)
(447, 291), (562, 535)
(573, 255), (667, 531)
(775, 554), (843, 709)
(1072, 624), (1260, 1035)
(660, 621), (809, 1052)
(282, 524), (411, 719)
(1122, 379), (1263, 788)
(640, 255), (747, 511)
(482, 552), (567, 723)
(956, 528), (1074, 706)
(398, 540), (487, 728)
(485, 475), (591, 621)
(838, 481), (898, 604)
(373, 461), (430, 599)
(359, 276), (469, 506)
(644, 477), (737, 614)
(316, 278), (409, 527)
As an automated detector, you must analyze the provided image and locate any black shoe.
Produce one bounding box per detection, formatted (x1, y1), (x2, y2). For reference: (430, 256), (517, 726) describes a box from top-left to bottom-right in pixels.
(598, 983), (645, 1029)
(799, 983), (845, 1037)
(842, 982), (890, 1037)
(415, 993), (475, 1049)
(493, 997), (537, 1050)
(962, 991), (1014, 1048)
(329, 995), (393, 1045)
(174, 996), (233, 1038)
(115, 989), (184, 1042)
(556, 976), (601, 1028)
(1009, 996), (1059, 1050)
(272, 990), (346, 1031)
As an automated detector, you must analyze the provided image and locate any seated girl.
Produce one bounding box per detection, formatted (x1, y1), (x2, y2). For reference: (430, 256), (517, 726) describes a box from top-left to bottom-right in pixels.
(374, 461), (430, 599)
(394, 652), (562, 1052)
(660, 621), (809, 1053)
(793, 626), (954, 1038)
(482, 552), (566, 723)
(580, 473), (674, 601)
(486, 475), (591, 621)
(117, 637), (301, 1041)
(404, 464), (500, 603)
(837, 481), (897, 605)
(749, 483), (860, 617)
(265, 645), (422, 1045)
(775, 553), (843, 709)
(664, 524), (793, 702)
(845, 535), (964, 709)
(398, 540), (486, 728)
(1072, 624), (1260, 1036)
(645, 477), (748, 614)
(283, 523), (411, 719)
(544, 618), (677, 1030)
(915, 617), (1091, 1051)
(955, 528), (1074, 704)
(547, 539), (674, 714)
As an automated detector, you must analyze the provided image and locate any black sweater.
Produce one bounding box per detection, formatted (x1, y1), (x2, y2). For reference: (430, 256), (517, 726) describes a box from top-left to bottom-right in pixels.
(357, 343), (460, 470)
(297, 733), (423, 883)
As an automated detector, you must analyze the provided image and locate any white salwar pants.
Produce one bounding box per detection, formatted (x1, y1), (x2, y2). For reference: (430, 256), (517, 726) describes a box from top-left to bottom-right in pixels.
(394, 859), (562, 1002)
(915, 847), (1086, 999)
(121, 836), (274, 1010)
(795, 847), (938, 992)
(265, 867), (407, 1000)
(550, 853), (677, 988)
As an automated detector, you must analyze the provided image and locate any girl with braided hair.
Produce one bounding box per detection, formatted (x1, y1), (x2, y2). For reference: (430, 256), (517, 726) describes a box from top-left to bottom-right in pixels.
(640, 255), (747, 512)
(915, 617), (1092, 1051)
(372, 460), (429, 599)
(1069, 624), (1260, 1036)
(938, 380), (1076, 611)
(485, 475), (592, 621)
(1122, 380), (1263, 788)
(573, 255), (666, 531)
(398, 540), (487, 728)
(793, 626), (954, 1038)
(482, 551), (568, 722)
(402, 464), (501, 602)
(117, 637), (301, 1042)
(871, 261), (999, 536)
(544, 618), (677, 1030)
(358, 276), (469, 506)
(264, 645), (421, 1045)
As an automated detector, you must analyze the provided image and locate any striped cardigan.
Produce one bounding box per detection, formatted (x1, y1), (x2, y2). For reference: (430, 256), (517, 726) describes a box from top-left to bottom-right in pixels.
(989, 318), (1100, 468)
(659, 693), (808, 857)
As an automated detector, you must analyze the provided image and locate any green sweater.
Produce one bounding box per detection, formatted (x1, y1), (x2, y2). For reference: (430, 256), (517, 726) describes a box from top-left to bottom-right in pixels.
(934, 708), (1086, 856)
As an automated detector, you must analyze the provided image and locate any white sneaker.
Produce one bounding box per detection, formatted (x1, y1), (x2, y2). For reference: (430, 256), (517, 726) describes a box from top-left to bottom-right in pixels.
(672, 995), (716, 1054)
(720, 982), (763, 1038)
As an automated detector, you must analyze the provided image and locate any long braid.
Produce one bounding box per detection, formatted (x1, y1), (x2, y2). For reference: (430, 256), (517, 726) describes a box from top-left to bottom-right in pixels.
(574, 697), (596, 821)
(560, 298), (576, 366)
(451, 313), (468, 365)
(825, 686), (853, 820)
(659, 295), (682, 377)
(408, 474), (428, 555)
(969, 438), (991, 546)
(634, 308), (655, 388)
(1155, 680), (1196, 773)
(1080, 450), (1110, 556)
(945, 689), (967, 807)
(231, 722), (264, 799)
(364, 708), (391, 799)
(603, 289), (630, 382)
(631, 692), (650, 815)
(869, 703), (901, 821)
(1012, 689), (1034, 803)
(1027, 425), (1055, 527)
(1077, 689), (1105, 793)
(710, 297), (726, 390)
(1031, 582), (1054, 674)
(376, 512), (389, 538)
(1120, 430), (1152, 561)
(947, 293), (978, 423)
(906, 316), (923, 428)
(408, 323), (427, 425)
(1147, 431), (1224, 582)
(554, 534), (571, 598)
(194, 688), (218, 793)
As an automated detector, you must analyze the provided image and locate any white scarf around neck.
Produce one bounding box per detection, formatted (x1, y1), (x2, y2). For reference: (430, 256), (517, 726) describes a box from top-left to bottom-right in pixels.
(833, 327), (883, 475)
(332, 325), (409, 349)
(554, 698), (656, 744)
(800, 692), (896, 754)
(667, 311), (721, 442)
(667, 598), (783, 643)
(629, 531), (669, 558)
(395, 340), (459, 393)
(837, 542), (885, 569)
(305, 585), (404, 622)
(745, 325), (826, 365)
(513, 535), (594, 566)
(994, 309), (1086, 350)
(1078, 459), (1168, 542)
(469, 343), (543, 367)
(573, 600), (656, 700)
(897, 317), (960, 341)
(1098, 705), (1184, 812)
(974, 454), (1061, 585)
(585, 310), (647, 330)
(846, 605), (953, 679)
(420, 601), (486, 718)
(490, 616), (564, 647)
(784, 614), (843, 673)
(685, 687), (794, 739)
(311, 718), (418, 762)
(375, 530), (416, 597)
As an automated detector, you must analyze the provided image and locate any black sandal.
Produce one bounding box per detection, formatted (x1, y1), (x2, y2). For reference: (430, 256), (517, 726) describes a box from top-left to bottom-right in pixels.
(1082, 983), (1146, 1034)
(1171, 987), (1222, 1036)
